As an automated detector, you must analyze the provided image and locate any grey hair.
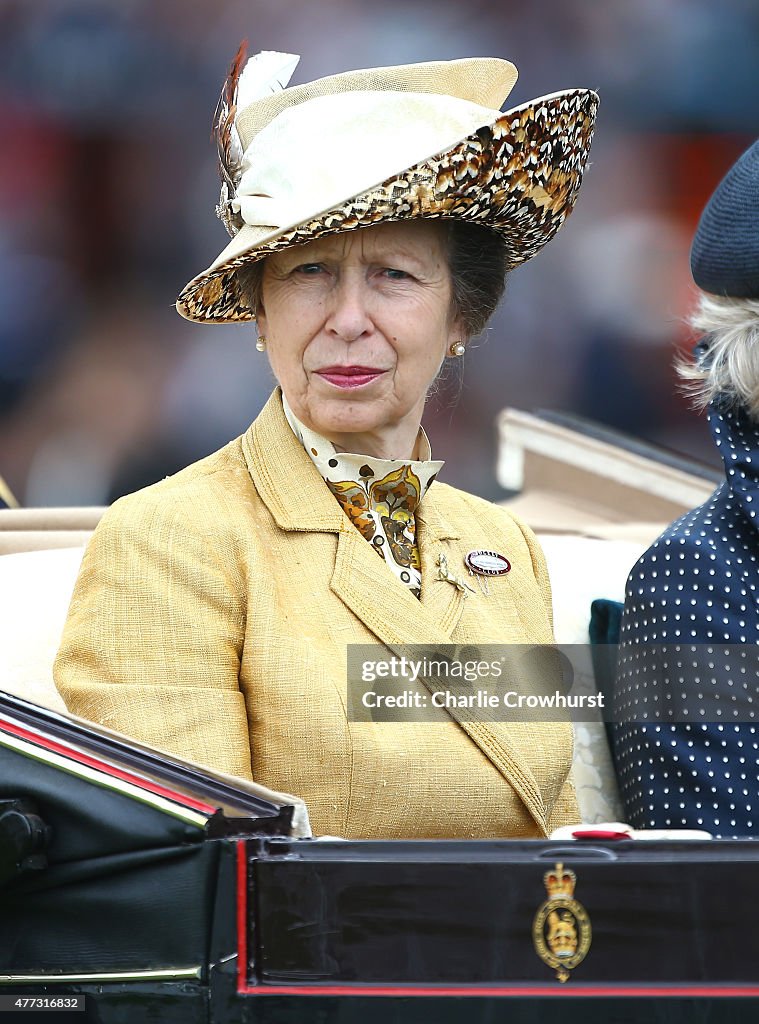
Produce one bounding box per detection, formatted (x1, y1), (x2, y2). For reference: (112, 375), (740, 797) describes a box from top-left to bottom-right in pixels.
(678, 291), (759, 418)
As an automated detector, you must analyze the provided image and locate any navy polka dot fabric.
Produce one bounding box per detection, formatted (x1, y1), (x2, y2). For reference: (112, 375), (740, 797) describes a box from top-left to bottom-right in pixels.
(613, 399), (759, 837)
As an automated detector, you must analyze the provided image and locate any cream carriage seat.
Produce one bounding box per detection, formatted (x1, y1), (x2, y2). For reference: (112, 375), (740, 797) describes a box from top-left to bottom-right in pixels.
(0, 508), (99, 712)
(0, 546), (84, 712)
(537, 534), (649, 824)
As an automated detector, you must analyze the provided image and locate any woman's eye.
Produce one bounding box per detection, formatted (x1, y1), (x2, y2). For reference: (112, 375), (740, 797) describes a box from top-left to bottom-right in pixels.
(294, 263), (324, 275)
(383, 267), (410, 280)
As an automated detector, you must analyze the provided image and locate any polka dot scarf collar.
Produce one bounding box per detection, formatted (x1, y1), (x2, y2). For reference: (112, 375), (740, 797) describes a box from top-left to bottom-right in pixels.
(709, 399), (759, 527)
(282, 394), (443, 599)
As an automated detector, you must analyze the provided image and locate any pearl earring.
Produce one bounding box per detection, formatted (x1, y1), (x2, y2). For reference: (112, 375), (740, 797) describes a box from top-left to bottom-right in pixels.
(450, 341), (466, 357)
(256, 335), (267, 352)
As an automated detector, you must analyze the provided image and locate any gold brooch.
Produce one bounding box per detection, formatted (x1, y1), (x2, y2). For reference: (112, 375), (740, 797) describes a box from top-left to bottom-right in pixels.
(532, 862), (592, 982)
(435, 553), (474, 596)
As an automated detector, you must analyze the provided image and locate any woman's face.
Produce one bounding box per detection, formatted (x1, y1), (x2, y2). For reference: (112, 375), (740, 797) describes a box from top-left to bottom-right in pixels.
(256, 221), (461, 459)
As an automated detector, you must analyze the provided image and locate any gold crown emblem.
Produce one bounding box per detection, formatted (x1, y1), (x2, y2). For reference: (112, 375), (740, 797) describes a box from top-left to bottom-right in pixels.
(543, 862), (576, 898)
(533, 862), (591, 983)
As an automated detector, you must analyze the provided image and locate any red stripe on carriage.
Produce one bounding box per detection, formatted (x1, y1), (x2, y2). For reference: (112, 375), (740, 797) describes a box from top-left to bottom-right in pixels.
(236, 839), (249, 993)
(0, 715), (217, 815)
(235, 982), (759, 998)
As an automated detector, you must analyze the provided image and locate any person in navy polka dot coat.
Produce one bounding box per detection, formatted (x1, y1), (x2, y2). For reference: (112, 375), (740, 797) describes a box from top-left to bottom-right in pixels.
(613, 139), (759, 838)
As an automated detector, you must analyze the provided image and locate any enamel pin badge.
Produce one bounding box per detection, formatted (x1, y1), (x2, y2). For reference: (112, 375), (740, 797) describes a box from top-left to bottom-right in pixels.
(464, 550), (511, 576)
(532, 862), (592, 983)
(464, 549), (510, 596)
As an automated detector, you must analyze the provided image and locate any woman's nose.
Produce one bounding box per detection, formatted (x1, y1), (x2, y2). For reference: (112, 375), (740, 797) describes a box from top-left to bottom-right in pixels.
(325, 276), (374, 342)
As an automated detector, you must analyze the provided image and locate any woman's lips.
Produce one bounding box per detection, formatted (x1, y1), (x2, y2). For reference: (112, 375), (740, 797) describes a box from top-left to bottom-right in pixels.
(315, 366), (386, 389)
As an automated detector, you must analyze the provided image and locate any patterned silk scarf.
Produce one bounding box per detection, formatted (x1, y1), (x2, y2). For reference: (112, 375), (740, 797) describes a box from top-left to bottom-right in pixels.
(282, 395), (443, 599)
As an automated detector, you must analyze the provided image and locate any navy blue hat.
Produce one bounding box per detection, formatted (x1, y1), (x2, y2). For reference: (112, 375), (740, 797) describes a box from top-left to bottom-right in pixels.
(690, 139), (759, 299)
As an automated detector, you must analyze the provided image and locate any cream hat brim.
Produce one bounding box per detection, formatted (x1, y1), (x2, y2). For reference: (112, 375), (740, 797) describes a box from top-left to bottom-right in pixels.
(177, 75), (598, 324)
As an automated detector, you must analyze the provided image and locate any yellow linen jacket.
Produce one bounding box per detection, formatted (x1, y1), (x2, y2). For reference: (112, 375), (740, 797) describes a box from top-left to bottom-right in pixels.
(55, 390), (578, 838)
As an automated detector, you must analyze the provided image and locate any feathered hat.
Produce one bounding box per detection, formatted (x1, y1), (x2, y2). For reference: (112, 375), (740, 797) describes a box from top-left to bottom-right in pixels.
(176, 46), (599, 324)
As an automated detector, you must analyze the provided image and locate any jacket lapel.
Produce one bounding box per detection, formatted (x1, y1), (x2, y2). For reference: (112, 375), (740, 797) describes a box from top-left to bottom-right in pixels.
(242, 389), (346, 533)
(241, 391), (548, 833)
(330, 517), (464, 648)
(416, 494), (470, 635)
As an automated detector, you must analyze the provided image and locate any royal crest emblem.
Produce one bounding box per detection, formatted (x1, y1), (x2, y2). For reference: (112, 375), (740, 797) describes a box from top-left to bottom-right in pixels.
(532, 862), (592, 982)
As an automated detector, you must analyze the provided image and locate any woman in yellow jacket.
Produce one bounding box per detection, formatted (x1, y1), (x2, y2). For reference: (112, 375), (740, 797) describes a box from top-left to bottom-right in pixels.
(55, 48), (598, 839)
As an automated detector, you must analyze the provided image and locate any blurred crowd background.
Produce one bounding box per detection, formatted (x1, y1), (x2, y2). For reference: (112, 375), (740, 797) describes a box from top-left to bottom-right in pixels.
(1, 0), (758, 506)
